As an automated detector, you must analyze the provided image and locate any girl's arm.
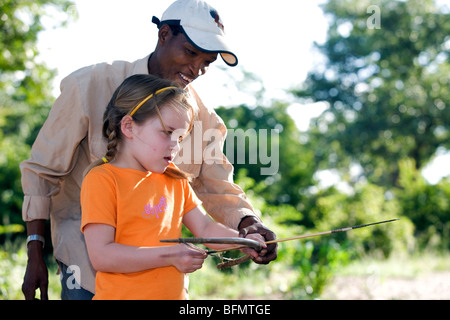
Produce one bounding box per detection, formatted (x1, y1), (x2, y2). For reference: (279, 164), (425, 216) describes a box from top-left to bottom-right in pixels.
(83, 223), (206, 274)
(183, 206), (267, 258)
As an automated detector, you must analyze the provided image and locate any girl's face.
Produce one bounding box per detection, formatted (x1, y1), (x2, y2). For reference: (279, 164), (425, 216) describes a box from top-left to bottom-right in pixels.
(121, 102), (192, 173)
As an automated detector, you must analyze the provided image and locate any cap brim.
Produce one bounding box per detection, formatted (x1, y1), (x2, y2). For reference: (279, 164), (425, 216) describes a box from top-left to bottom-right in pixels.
(182, 26), (238, 67)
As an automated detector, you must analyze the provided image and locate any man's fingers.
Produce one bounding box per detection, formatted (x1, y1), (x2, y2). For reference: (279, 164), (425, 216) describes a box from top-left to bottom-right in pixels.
(39, 283), (49, 300)
(22, 285), (36, 300)
(252, 249), (277, 264)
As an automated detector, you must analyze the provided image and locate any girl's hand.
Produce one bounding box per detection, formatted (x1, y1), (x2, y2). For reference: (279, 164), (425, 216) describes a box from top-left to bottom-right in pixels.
(240, 233), (267, 260)
(168, 244), (207, 273)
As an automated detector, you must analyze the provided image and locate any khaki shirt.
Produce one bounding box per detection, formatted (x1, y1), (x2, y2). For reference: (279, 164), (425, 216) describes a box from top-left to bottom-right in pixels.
(20, 55), (257, 293)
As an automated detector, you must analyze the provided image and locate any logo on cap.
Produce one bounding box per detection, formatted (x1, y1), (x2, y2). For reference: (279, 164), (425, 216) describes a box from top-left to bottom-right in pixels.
(210, 9), (224, 32)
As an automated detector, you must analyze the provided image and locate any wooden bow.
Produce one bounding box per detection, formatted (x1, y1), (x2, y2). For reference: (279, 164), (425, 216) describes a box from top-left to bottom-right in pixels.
(161, 219), (400, 269)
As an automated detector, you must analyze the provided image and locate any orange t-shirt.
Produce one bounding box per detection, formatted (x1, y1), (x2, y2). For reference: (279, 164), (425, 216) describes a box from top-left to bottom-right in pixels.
(80, 163), (201, 300)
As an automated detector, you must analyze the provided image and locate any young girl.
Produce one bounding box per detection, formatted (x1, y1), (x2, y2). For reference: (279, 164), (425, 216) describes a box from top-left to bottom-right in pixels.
(80, 74), (265, 300)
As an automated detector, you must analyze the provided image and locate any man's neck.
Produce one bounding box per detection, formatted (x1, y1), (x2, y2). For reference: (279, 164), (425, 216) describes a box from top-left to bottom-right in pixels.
(147, 53), (153, 75)
(147, 52), (162, 77)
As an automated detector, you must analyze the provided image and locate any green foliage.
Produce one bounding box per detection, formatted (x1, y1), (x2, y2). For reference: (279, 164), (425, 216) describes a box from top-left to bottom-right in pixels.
(0, 0), (75, 104)
(281, 239), (351, 299)
(0, 93), (47, 228)
(293, 0), (450, 186)
(397, 159), (450, 250)
(289, 0), (450, 255)
(309, 182), (416, 256)
(217, 102), (316, 211)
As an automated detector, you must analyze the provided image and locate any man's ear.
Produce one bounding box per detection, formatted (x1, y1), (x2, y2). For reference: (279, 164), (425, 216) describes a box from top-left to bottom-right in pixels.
(120, 115), (135, 139)
(158, 24), (172, 45)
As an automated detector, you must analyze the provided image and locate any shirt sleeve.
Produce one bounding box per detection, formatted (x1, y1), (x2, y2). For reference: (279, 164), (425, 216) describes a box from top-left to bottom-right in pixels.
(20, 74), (89, 221)
(187, 87), (261, 230)
(80, 168), (117, 233)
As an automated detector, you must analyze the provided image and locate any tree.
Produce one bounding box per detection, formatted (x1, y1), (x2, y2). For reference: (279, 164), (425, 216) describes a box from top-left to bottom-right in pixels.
(293, 0), (450, 186)
(290, 0), (450, 251)
(216, 102), (316, 215)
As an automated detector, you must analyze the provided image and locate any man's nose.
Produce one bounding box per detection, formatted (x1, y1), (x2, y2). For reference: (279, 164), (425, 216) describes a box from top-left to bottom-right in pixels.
(189, 60), (207, 77)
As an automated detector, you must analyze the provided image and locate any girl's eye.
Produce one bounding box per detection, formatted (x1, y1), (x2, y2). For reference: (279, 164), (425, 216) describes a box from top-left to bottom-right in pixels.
(164, 131), (183, 142)
(162, 130), (172, 138)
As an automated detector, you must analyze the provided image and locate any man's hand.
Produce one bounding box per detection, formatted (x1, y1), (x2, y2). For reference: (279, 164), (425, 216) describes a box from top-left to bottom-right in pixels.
(22, 220), (48, 300)
(22, 241), (49, 300)
(238, 216), (277, 264)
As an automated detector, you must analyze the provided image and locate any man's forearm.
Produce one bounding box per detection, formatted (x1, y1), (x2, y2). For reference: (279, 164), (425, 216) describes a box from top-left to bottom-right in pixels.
(26, 219), (46, 236)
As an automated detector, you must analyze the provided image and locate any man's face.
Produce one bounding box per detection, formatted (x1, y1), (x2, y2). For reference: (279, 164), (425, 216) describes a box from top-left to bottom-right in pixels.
(155, 27), (218, 88)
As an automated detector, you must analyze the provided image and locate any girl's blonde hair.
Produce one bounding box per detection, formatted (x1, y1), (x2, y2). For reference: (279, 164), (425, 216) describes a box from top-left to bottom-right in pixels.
(84, 74), (194, 180)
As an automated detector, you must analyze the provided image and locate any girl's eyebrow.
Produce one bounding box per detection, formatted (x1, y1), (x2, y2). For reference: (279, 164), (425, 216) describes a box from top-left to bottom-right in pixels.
(154, 105), (169, 133)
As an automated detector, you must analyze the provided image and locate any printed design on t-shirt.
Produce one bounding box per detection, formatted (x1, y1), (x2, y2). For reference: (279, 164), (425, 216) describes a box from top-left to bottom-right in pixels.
(142, 196), (168, 219)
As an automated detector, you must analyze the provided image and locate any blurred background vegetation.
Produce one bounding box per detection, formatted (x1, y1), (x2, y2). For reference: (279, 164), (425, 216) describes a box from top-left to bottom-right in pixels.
(1, 0), (449, 299)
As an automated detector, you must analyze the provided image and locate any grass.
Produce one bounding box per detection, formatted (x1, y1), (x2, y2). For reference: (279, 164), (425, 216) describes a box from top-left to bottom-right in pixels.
(2, 239), (449, 300)
(190, 250), (450, 299)
(334, 251), (450, 279)
(320, 251), (450, 300)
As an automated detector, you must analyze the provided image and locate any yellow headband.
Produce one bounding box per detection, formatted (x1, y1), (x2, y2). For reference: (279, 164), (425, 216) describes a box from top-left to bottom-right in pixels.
(128, 86), (177, 117)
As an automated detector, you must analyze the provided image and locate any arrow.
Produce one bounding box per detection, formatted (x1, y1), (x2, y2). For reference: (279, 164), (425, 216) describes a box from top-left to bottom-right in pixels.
(161, 218), (400, 254)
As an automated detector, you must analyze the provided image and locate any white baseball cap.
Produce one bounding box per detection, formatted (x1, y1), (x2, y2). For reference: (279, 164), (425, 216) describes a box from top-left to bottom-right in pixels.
(152, 0), (238, 66)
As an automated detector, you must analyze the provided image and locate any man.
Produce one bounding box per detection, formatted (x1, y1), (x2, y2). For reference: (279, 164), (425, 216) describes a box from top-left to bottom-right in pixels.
(21, 0), (277, 300)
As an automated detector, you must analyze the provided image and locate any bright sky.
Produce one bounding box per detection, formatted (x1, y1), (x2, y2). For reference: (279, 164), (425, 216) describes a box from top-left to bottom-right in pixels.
(38, 0), (328, 110)
(36, 0), (449, 184)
